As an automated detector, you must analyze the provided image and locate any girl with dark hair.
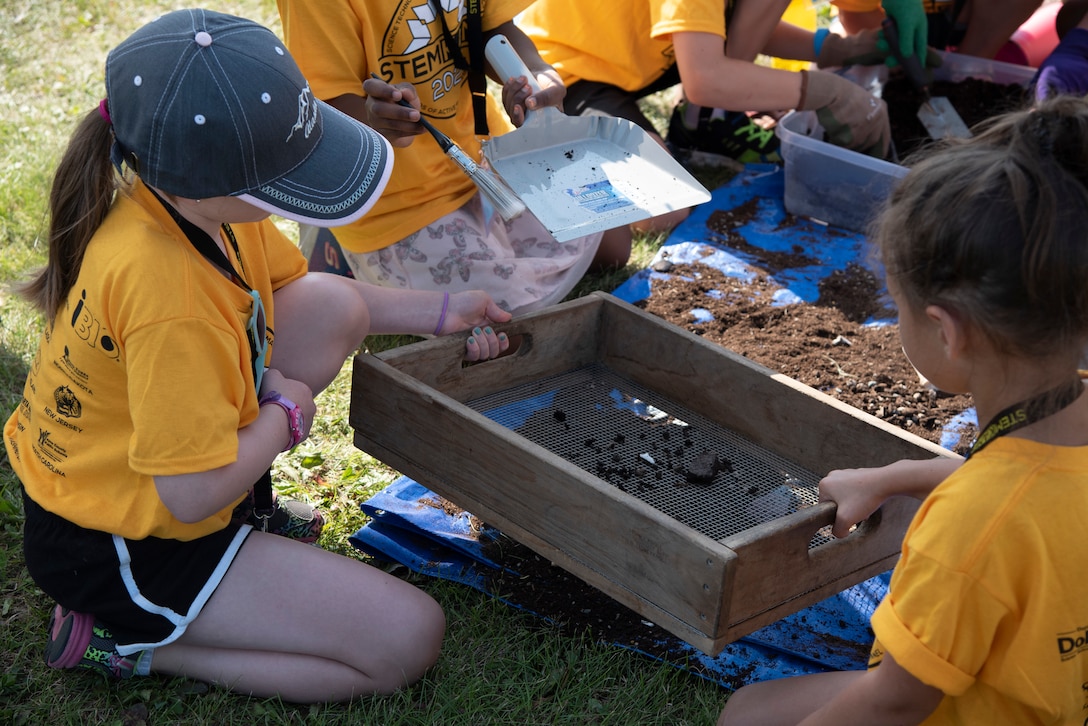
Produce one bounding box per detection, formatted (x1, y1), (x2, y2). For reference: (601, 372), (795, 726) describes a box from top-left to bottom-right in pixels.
(719, 95), (1088, 724)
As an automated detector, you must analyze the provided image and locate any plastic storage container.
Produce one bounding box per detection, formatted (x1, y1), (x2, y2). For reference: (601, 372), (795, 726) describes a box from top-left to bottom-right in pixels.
(777, 52), (1038, 233)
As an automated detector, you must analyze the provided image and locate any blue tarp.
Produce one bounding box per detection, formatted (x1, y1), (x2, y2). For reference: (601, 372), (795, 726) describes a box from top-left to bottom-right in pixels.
(349, 164), (963, 689)
(614, 164), (867, 308)
(349, 475), (888, 687)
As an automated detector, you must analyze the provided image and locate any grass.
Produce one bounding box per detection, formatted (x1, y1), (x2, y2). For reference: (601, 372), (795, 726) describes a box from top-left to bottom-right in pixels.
(0, 2), (734, 723)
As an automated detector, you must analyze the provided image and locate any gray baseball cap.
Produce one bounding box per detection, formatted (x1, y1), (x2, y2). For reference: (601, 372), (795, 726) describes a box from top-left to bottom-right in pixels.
(105, 8), (391, 226)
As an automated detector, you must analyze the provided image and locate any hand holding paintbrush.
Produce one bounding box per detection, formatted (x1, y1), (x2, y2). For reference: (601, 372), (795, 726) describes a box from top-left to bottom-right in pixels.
(363, 74), (526, 220)
(358, 75), (431, 147)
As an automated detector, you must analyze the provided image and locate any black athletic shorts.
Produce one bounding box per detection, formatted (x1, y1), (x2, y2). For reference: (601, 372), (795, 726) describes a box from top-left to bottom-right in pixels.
(22, 489), (251, 655)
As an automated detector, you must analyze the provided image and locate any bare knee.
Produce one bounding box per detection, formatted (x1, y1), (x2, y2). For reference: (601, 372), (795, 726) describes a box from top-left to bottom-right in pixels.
(591, 227), (633, 271)
(406, 589), (445, 678)
(718, 670), (862, 725)
(631, 207), (690, 235)
(271, 273), (371, 389)
(717, 683), (756, 725)
(372, 588), (445, 692)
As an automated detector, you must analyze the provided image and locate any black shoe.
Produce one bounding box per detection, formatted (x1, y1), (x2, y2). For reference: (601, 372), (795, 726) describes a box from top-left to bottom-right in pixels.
(666, 102), (782, 164)
(232, 491), (326, 544)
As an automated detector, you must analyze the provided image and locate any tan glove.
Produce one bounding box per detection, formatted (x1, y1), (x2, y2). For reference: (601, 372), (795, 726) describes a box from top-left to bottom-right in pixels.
(798, 69), (890, 159)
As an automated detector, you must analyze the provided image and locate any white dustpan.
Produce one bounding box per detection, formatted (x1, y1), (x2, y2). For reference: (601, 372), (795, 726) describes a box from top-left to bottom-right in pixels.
(482, 36), (711, 242)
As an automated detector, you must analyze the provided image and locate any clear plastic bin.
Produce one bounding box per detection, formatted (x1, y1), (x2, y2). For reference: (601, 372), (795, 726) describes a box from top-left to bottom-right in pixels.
(776, 52), (1037, 233)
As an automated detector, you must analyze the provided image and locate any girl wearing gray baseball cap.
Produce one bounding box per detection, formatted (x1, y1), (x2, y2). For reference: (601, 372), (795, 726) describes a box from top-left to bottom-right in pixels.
(5, 8), (511, 701)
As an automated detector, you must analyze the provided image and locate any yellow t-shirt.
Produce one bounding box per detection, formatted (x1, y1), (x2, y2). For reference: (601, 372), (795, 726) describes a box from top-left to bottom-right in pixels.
(830, 0), (882, 13)
(4, 181), (307, 541)
(519, 0), (729, 91)
(277, 0), (530, 253)
(869, 437), (1088, 724)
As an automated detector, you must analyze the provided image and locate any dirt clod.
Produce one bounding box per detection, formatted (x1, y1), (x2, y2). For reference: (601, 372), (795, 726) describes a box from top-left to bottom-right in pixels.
(685, 450), (725, 484)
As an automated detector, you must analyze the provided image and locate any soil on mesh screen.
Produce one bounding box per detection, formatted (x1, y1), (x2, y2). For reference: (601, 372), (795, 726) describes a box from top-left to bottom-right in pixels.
(883, 75), (1030, 159)
(428, 200), (980, 674)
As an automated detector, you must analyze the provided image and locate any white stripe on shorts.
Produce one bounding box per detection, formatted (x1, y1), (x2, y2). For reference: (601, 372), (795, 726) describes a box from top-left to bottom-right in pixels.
(112, 525), (253, 655)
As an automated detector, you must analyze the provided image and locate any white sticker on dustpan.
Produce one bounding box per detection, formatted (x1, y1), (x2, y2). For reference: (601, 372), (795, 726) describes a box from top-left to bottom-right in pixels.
(564, 180), (634, 214)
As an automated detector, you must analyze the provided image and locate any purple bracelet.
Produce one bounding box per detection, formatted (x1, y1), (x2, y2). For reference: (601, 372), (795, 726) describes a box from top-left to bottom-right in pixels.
(434, 291), (450, 336)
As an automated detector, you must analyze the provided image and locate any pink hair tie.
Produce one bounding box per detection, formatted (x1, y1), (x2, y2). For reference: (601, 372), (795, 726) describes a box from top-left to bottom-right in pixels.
(98, 98), (111, 124)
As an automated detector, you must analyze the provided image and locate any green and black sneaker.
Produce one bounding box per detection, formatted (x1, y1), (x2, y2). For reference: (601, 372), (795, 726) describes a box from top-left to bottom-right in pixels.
(666, 102), (782, 165)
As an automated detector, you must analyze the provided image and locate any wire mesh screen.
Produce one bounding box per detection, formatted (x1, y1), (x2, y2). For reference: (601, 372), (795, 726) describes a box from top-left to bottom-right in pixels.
(467, 363), (829, 544)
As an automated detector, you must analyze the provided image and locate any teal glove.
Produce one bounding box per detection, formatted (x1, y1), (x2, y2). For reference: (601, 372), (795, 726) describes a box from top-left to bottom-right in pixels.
(817, 28), (889, 68)
(880, 0), (928, 65)
(819, 26), (942, 70)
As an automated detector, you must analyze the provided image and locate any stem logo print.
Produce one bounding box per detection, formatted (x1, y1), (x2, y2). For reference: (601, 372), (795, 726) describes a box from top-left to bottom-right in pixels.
(380, 0), (466, 119)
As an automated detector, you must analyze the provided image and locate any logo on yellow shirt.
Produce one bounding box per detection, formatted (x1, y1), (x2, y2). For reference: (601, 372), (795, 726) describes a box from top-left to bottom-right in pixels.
(867, 640), (885, 669)
(54, 386), (81, 419)
(69, 289), (120, 363)
(379, 0), (466, 118)
(1057, 626), (1088, 662)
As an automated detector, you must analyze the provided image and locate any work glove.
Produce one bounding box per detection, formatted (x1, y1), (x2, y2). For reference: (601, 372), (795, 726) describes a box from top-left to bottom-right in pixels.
(879, 0), (928, 67)
(1034, 28), (1088, 101)
(818, 27), (942, 70)
(817, 28), (888, 67)
(798, 69), (890, 159)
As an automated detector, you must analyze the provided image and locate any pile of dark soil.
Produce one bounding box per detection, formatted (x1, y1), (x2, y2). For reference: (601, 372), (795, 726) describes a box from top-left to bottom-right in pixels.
(883, 75), (1030, 158)
(638, 261), (976, 452)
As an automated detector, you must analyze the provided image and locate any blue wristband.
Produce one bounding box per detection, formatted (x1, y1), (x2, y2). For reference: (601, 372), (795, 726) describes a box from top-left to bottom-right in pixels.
(813, 28), (830, 58)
